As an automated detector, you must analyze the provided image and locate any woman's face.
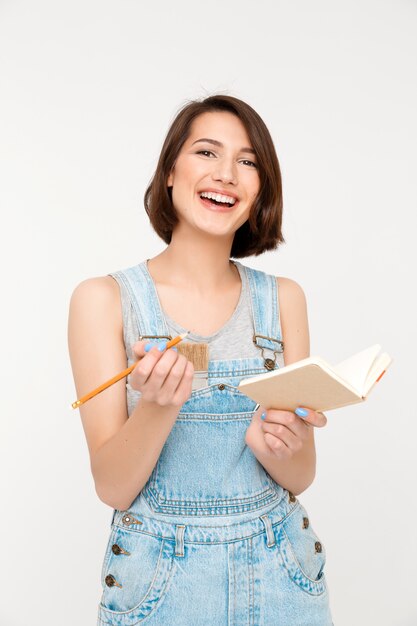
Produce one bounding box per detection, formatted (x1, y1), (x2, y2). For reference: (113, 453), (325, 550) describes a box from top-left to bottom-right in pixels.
(167, 111), (260, 240)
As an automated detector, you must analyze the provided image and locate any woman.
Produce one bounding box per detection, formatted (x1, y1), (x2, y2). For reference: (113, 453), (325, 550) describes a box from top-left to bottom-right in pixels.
(68, 95), (333, 625)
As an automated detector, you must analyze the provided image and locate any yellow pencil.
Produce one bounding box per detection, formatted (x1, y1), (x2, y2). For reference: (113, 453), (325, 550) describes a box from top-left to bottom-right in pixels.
(71, 332), (188, 409)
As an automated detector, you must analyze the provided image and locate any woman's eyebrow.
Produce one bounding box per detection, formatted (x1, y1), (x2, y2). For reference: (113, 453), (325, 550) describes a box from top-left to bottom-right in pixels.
(191, 138), (256, 155)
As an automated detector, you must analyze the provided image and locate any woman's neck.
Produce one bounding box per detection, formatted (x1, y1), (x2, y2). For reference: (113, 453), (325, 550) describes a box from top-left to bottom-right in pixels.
(148, 229), (237, 293)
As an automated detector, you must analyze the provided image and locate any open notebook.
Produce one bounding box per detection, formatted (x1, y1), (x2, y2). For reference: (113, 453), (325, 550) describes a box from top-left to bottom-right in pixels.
(238, 344), (392, 412)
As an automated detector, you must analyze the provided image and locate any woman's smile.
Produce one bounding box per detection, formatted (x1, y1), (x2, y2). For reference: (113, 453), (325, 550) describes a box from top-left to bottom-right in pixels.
(199, 196), (238, 212)
(198, 188), (240, 212)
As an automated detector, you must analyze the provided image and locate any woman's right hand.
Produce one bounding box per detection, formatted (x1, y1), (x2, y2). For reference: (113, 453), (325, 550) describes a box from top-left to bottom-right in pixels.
(130, 340), (194, 408)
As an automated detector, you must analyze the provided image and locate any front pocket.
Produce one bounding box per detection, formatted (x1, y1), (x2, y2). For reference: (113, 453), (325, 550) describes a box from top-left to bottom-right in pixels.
(144, 411), (280, 515)
(276, 504), (327, 596)
(98, 526), (175, 625)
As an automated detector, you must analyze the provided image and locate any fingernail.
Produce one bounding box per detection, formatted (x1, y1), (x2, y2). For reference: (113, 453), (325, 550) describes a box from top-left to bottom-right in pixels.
(295, 407), (309, 418)
(144, 342), (157, 352)
(261, 412), (266, 420)
(171, 347), (178, 352)
(158, 341), (167, 352)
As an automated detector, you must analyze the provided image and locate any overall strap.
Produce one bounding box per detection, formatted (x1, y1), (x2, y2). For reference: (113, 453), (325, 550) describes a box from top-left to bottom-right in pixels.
(236, 262), (284, 365)
(110, 260), (170, 339)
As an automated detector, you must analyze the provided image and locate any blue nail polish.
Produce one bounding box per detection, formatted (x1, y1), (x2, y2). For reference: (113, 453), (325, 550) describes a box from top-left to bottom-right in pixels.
(171, 347), (178, 352)
(158, 341), (167, 352)
(295, 407), (308, 418)
(261, 412), (266, 420)
(144, 342), (157, 352)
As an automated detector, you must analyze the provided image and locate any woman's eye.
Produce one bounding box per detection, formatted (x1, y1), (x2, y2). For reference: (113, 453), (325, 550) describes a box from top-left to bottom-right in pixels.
(240, 159), (257, 168)
(196, 150), (215, 157)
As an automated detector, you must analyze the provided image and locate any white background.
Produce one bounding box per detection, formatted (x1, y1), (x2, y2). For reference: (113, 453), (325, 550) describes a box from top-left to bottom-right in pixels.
(1, 1), (416, 624)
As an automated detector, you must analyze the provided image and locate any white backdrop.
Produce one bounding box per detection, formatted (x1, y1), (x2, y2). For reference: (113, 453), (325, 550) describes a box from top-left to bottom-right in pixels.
(1, 1), (416, 624)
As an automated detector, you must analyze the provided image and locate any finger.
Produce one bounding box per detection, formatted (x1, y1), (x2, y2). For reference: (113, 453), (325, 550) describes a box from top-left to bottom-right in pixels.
(171, 361), (195, 405)
(144, 349), (183, 391)
(132, 339), (152, 359)
(132, 339), (169, 359)
(131, 345), (177, 388)
(295, 407), (327, 428)
(261, 422), (303, 452)
(156, 354), (189, 402)
(263, 433), (292, 459)
(262, 409), (309, 438)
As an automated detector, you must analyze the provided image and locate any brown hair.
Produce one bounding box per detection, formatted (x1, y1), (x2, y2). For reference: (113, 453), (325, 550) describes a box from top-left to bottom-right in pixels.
(144, 94), (285, 257)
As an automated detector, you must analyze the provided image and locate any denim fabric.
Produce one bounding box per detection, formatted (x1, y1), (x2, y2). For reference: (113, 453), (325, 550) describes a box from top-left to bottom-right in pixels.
(98, 261), (333, 625)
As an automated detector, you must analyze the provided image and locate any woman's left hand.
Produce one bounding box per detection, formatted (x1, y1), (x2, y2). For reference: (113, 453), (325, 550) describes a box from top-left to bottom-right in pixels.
(245, 407), (327, 460)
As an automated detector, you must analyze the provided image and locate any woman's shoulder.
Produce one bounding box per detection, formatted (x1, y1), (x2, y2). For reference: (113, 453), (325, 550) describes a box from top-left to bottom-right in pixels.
(238, 262), (307, 312)
(239, 263), (306, 298)
(276, 276), (307, 313)
(69, 275), (121, 317)
(71, 274), (119, 298)
(276, 276), (306, 299)
(68, 275), (124, 354)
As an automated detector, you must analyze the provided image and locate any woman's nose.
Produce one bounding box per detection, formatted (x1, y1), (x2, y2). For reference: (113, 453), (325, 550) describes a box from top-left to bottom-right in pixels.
(213, 159), (237, 185)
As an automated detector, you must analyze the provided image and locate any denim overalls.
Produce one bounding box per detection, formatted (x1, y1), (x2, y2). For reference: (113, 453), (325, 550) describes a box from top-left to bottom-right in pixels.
(97, 261), (333, 625)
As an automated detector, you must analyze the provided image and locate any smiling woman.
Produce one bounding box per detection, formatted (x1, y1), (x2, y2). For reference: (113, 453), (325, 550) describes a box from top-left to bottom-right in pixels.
(144, 95), (284, 257)
(68, 94), (333, 625)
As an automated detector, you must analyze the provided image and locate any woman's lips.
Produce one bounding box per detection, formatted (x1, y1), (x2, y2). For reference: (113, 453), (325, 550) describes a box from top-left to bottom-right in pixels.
(198, 196), (239, 212)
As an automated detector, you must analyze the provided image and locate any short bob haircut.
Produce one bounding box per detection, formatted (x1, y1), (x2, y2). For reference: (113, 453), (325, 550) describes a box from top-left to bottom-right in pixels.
(144, 95), (285, 258)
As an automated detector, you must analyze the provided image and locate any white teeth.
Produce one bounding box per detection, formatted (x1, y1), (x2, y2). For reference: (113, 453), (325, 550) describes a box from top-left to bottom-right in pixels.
(200, 191), (237, 205)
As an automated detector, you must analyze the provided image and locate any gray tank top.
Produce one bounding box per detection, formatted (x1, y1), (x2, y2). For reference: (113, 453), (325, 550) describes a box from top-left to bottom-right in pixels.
(115, 260), (282, 391)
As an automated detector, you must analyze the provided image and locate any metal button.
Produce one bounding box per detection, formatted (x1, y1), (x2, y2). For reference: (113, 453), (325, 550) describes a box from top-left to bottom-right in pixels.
(302, 517), (309, 529)
(111, 543), (131, 556)
(105, 574), (122, 588)
(218, 384), (225, 390)
(122, 513), (142, 526)
(315, 541), (323, 553)
(264, 358), (276, 370)
(288, 492), (296, 503)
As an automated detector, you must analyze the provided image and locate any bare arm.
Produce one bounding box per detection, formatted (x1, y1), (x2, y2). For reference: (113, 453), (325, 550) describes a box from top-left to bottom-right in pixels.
(245, 277), (326, 496)
(68, 277), (193, 511)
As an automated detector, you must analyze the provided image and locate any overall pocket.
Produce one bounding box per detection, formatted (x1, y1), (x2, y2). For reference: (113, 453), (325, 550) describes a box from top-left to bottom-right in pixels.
(276, 503), (327, 596)
(98, 525), (175, 625)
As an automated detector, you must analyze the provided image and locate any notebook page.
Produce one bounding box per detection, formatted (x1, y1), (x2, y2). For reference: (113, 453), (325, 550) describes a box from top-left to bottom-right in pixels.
(363, 352), (393, 395)
(332, 344), (381, 395)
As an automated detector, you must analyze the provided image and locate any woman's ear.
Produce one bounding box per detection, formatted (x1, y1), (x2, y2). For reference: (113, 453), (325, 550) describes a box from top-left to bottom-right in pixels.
(167, 171), (174, 187)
